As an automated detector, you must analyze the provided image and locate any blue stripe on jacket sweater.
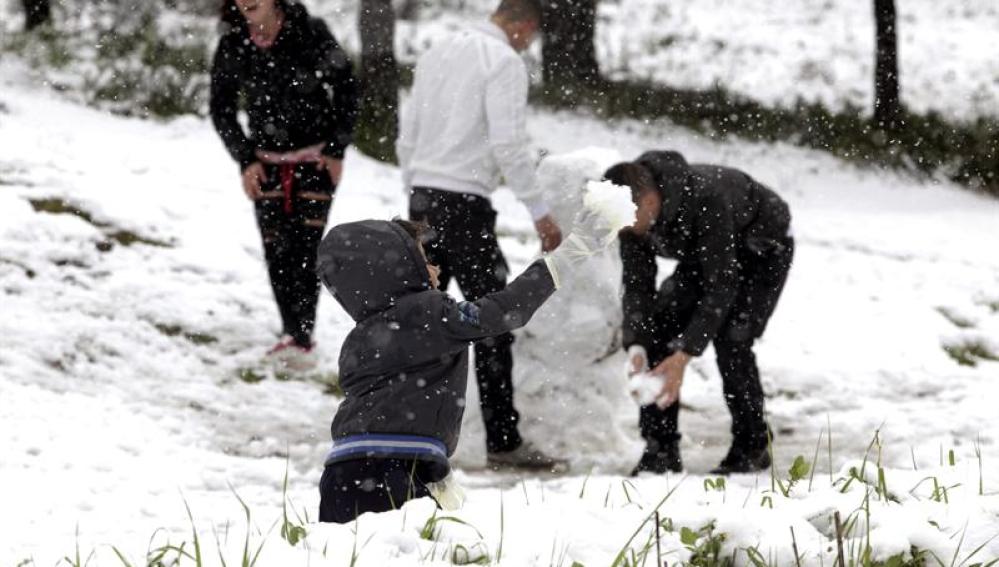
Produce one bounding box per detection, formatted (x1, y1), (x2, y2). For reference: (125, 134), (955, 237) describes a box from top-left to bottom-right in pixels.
(324, 433), (449, 467)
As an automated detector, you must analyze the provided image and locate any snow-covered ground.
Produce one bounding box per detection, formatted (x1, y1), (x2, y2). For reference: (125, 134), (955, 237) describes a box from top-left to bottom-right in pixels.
(2, 56), (999, 565)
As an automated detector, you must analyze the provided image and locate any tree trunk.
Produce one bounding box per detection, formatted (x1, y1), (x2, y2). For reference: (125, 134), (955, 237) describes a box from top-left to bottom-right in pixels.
(541, 0), (599, 89)
(873, 0), (900, 129)
(356, 0), (399, 163)
(21, 0), (51, 30)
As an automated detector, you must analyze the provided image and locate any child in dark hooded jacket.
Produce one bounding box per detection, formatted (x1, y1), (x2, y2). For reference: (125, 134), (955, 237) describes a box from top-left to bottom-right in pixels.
(315, 219), (561, 523)
(315, 207), (624, 522)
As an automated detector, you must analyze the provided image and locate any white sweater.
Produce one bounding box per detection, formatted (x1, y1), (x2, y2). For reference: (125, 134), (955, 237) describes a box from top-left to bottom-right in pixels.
(396, 22), (549, 220)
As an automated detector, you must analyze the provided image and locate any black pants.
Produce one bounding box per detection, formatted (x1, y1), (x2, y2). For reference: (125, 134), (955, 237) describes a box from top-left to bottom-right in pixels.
(319, 458), (433, 523)
(255, 163), (335, 347)
(641, 238), (794, 451)
(409, 187), (522, 453)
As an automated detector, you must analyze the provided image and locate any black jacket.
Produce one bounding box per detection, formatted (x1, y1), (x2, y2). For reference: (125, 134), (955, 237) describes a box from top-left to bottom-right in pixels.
(210, 1), (358, 170)
(316, 221), (555, 473)
(620, 151), (792, 356)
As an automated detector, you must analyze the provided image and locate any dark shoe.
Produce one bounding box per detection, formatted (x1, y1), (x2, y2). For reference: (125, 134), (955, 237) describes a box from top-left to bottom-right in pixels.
(487, 441), (569, 473)
(630, 441), (682, 476)
(710, 444), (771, 475)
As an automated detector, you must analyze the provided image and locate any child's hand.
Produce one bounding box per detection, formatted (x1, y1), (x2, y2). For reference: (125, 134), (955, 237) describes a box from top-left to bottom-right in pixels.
(542, 208), (616, 288)
(427, 472), (465, 511)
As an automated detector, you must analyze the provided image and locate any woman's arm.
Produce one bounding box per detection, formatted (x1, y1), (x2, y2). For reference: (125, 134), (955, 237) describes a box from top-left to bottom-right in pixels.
(209, 35), (256, 170)
(311, 19), (359, 159)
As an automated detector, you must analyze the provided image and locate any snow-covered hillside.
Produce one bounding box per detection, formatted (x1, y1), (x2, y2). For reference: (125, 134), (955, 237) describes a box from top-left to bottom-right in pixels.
(2, 56), (999, 565)
(303, 0), (999, 120)
(3, 0), (996, 121)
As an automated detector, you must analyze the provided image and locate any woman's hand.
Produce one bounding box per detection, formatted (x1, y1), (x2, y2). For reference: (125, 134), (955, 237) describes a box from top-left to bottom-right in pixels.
(317, 156), (343, 186)
(241, 162), (267, 200)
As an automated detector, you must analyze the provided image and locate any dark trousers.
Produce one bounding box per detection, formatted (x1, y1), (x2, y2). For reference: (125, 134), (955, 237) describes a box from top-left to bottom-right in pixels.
(641, 238), (794, 451)
(255, 163), (335, 347)
(319, 458), (432, 523)
(409, 187), (522, 453)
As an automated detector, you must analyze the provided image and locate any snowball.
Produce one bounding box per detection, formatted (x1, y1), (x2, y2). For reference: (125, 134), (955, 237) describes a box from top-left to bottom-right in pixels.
(627, 372), (663, 406)
(583, 180), (637, 235)
(535, 147), (624, 229)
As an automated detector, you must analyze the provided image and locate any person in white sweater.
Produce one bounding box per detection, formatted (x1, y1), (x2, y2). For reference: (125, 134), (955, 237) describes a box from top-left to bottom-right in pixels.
(397, 0), (566, 471)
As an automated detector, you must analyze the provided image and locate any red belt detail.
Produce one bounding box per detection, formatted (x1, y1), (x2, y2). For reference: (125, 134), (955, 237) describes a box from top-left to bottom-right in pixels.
(280, 164), (295, 214)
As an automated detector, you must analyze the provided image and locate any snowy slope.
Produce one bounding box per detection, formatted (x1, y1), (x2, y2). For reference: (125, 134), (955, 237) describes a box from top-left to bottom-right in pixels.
(2, 59), (999, 565)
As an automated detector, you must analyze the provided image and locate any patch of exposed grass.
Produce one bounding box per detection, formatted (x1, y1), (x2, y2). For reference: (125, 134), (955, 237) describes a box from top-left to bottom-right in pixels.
(29, 197), (101, 224)
(0, 257), (37, 279)
(936, 306), (976, 329)
(235, 367), (342, 393)
(943, 340), (999, 367)
(237, 367), (267, 384)
(974, 297), (999, 314)
(277, 369), (343, 396)
(29, 197), (172, 249)
(104, 229), (171, 249)
(322, 379), (344, 397)
(766, 388), (800, 400)
(153, 322), (218, 346)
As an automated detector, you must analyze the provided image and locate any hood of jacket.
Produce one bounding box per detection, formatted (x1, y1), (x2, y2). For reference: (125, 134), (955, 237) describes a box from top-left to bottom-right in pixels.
(316, 220), (432, 322)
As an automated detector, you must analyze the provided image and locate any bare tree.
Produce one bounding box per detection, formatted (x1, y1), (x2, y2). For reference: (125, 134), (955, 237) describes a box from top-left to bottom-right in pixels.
(356, 0), (399, 162)
(21, 0), (51, 30)
(873, 0), (900, 129)
(541, 0), (599, 88)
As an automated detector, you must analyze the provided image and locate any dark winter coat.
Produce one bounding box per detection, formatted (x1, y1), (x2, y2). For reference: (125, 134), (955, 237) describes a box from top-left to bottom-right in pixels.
(315, 220), (555, 474)
(209, 1), (358, 170)
(620, 151), (792, 356)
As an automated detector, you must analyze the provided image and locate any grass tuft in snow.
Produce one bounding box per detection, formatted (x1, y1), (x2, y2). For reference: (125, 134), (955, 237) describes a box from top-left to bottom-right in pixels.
(942, 340), (999, 367)
(29, 197), (172, 249)
(936, 307), (976, 329)
(279, 457), (309, 548)
(681, 522), (730, 567)
(153, 323), (219, 346)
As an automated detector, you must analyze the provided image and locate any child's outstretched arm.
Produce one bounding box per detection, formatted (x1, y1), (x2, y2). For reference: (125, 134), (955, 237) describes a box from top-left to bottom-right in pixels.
(441, 259), (555, 341)
(441, 182), (632, 341)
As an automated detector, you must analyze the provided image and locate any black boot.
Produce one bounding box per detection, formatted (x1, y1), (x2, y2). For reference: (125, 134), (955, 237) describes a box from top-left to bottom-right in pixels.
(630, 440), (682, 476)
(710, 441), (771, 475)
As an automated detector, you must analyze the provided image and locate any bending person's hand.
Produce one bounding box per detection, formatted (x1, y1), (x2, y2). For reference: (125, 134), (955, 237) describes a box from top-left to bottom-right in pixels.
(625, 344), (648, 378)
(535, 214), (563, 252)
(241, 162), (267, 200)
(650, 351), (692, 409)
